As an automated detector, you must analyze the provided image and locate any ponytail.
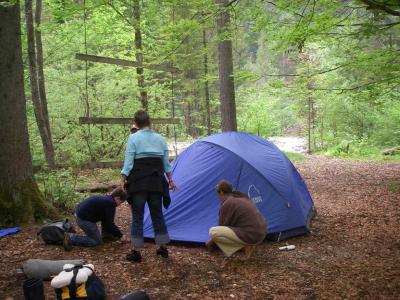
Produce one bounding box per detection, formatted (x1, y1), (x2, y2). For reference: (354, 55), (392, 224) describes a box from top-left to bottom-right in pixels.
(216, 180), (248, 198)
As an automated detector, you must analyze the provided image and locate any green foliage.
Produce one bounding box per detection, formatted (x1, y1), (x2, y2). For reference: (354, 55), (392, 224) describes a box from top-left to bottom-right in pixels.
(387, 183), (400, 192)
(20, 0), (400, 166)
(284, 152), (306, 162)
(35, 169), (82, 211)
(0, 1), (17, 8)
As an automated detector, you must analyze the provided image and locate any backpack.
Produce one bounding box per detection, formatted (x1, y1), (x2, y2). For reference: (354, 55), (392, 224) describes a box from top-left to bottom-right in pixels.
(38, 219), (76, 245)
(54, 265), (105, 300)
(119, 291), (150, 300)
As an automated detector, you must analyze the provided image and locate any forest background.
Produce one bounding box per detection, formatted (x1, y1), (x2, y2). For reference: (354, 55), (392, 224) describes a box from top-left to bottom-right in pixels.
(2, 0), (400, 219)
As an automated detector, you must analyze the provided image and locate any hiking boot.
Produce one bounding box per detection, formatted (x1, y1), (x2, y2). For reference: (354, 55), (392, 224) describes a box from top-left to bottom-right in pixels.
(126, 250), (142, 263)
(156, 246), (168, 258)
(243, 245), (257, 260)
(63, 233), (72, 251)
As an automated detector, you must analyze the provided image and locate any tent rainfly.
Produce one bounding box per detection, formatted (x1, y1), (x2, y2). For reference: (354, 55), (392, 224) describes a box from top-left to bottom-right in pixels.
(143, 132), (315, 242)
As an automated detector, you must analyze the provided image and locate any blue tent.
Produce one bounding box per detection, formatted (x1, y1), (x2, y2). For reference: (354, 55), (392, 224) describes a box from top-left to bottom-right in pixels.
(143, 132), (315, 242)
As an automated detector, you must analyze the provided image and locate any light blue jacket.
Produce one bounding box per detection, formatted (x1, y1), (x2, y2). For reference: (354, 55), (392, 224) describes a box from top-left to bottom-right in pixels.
(121, 129), (172, 177)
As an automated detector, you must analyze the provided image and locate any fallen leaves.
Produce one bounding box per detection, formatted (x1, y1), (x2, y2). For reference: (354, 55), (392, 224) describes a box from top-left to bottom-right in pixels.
(1, 156), (400, 299)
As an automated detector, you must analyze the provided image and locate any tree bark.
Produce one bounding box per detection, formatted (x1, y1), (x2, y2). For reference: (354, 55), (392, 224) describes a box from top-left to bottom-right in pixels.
(215, 0), (237, 132)
(25, 0), (56, 168)
(35, 0), (56, 168)
(132, 0), (148, 110)
(202, 29), (212, 135)
(308, 95), (312, 154)
(0, 1), (50, 225)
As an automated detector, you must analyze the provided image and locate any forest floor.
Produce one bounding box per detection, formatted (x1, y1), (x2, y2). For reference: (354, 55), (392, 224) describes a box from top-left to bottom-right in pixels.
(1, 156), (400, 299)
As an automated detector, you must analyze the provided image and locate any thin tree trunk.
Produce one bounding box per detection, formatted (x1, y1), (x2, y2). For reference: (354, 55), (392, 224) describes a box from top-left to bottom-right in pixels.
(202, 29), (212, 135)
(184, 102), (192, 136)
(25, 0), (55, 168)
(35, 0), (55, 168)
(215, 0), (237, 132)
(0, 1), (50, 225)
(308, 96), (312, 154)
(132, 0), (148, 110)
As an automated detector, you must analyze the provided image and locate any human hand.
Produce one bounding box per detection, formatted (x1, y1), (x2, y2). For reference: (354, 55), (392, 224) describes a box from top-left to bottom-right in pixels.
(121, 177), (127, 192)
(169, 180), (177, 192)
(120, 235), (130, 244)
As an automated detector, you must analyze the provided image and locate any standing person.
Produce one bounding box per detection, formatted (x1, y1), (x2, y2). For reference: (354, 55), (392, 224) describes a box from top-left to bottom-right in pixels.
(121, 110), (177, 263)
(206, 180), (267, 259)
(63, 187), (127, 250)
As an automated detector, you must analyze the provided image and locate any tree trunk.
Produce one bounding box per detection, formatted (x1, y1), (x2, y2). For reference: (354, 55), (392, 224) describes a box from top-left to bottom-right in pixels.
(132, 0), (148, 110)
(25, 0), (56, 168)
(202, 29), (212, 135)
(35, 0), (56, 168)
(184, 102), (192, 136)
(0, 1), (50, 226)
(215, 0), (237, 132)
(308, 96), (312, 154)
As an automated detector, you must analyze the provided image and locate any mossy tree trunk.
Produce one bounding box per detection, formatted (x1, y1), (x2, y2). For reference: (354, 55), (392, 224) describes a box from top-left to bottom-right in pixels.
(0, 1), (50, 226)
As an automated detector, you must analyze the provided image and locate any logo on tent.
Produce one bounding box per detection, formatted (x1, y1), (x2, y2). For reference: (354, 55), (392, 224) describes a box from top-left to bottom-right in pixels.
(248, 184), (263, 204)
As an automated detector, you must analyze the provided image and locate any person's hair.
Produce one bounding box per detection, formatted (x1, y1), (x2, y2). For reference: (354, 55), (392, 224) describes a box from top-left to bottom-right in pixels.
(216, 180), (248, 198)
(134, 110), (151, 128)
(111, 187), (127, 202)
(216, 180), (233, 194)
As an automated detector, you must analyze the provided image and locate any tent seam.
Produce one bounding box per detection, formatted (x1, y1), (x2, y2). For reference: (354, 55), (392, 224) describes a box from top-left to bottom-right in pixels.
(200, 141), (291, 204)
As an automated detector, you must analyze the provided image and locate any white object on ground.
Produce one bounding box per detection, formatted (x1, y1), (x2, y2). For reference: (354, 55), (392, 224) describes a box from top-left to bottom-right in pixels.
(278, 245), (296, 251)
(51, 264), (94, 288)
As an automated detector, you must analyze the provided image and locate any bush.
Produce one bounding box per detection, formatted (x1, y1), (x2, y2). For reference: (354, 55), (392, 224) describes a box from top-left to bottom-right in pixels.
(35, 169), (81, 211)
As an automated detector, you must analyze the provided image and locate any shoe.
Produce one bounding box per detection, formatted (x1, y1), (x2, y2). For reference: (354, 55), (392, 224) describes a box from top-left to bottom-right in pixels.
(126, 250), (142, 263)
(63, 233), (72, 251)
(156, 246), (168, 258)
(244, 245), (257, 259)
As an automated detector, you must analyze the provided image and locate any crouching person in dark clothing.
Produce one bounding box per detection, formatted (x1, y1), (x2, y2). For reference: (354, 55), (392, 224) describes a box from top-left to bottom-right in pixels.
(63, 187), (127, 251)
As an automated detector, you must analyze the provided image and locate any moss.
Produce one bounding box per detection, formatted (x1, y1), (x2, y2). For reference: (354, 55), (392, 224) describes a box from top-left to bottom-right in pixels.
(0, 178), (56, 227)
(387, 182), (400, 192)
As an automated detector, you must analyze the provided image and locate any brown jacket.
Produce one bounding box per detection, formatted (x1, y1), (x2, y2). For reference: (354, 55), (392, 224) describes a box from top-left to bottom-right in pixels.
(219, 195), (267, 244)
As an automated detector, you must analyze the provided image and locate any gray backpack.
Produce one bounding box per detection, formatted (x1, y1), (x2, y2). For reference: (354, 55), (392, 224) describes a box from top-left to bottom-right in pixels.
(37, 219), (76, 245)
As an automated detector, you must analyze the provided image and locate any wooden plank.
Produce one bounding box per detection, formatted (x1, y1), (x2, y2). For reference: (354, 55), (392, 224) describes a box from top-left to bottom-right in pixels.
(75, 53), (180, 73)
(82, 157), (176, 170)
(76, 181), (119, 193)
(82, 161), (124, 169)
(79, 117), (179, 125)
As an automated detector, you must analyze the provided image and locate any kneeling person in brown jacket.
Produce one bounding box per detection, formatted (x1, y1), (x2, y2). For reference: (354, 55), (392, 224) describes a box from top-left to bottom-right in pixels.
(206, 180), (267, 258)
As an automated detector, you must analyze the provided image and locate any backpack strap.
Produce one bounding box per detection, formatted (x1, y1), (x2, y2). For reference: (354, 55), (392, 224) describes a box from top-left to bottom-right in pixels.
(68, 265), (82, 299)
(83, 265), (94, 273)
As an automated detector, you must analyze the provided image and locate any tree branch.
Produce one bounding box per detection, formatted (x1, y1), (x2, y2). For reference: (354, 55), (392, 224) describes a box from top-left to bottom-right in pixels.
(260, 63), (351, 78)
(360, 0), (400, 17)
(335, 21), (400, 27)
(309, 76), (399, 92)
(226, 0), (240, 7)
(265, 1), (305, 17)
(107, 1), (132, 26)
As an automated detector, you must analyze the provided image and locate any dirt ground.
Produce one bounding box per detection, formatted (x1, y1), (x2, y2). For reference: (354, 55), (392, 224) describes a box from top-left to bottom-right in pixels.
(1, 156), (400, 299)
